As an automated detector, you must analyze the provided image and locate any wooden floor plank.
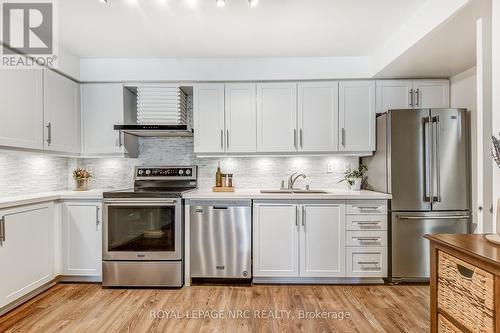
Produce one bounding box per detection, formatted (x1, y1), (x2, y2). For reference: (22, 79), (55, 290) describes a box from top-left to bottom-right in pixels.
(0, 283), (429, 333)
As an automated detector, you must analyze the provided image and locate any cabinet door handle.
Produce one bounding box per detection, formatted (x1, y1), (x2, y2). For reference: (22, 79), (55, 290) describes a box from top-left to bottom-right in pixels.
(409, 89), (414, 107)
(293, 129), (297, 149)
(46, 122), (52, 146)
(118, 131), (123, 147)
(302, 206), (306, 227)
(295, 206), (299, 227)
(226, 129), (230, 149)
(0, 216), (5, 245)
(415, 88), (420, 107)
(300, 129), (303, 148)
(341, 128), (346, 147)
(220, 130), (224, 149)
(96, 206), (100, 226)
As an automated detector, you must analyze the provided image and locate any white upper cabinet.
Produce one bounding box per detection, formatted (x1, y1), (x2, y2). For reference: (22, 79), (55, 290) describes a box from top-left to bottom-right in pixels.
(0, 69), (44, 150)
(225, 83), (257, 153)
(412, 79), (450, 108)
(376, 79), (450, 113)
(298, 82), (339, 152)
(257, 83), (297, 152)
(339, 81), (376, 152)
(43, 69), (81, 153)
(81, 83), (137, 157)
(194, 84), (225, 153)
(62, 201), (102, 278)
(300, 204), (345, 277)
(376, 80), (413, 113)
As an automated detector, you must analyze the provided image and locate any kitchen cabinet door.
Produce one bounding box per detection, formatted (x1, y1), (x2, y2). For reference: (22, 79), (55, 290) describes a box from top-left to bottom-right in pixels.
(82, 84), (137, 157)
(376, 80), (413, 113)
(0, 69), (44, 150)
(194, 84), (225, 153)
(62, 202), (102, 278)
(256, 83), (297, 152)
(298, 82), (339, 152)
(412, 80), (450, 109)
(225, 83), (257, 152)
(0, 203), (55, 309)
(253, 203), (299, 277)
(300, 204), (345, 277)
(339, 81), (376, 152)
(43, 69), (81, 153)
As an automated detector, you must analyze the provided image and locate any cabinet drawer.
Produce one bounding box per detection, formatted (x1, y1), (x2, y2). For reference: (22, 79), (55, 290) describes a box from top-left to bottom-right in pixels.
(438, 315), (463, 333)
(346, 201), (387, 215)
(346, 247), (387, 277)
(346, 231), (387, 247)
(346, 215), (387, 230)
(437, 251), (494, 333)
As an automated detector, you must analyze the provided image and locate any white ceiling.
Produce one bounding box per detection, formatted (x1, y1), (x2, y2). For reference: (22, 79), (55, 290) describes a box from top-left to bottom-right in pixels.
(374, 0), (487, 78)
(59, 0), (427, 58)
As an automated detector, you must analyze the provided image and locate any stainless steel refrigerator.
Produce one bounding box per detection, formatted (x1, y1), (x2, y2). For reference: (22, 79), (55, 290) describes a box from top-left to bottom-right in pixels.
(362, 108), (471, 282)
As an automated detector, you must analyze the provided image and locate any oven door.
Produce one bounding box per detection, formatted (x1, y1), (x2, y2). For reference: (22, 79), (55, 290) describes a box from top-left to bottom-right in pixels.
(103, 198), (182, 261)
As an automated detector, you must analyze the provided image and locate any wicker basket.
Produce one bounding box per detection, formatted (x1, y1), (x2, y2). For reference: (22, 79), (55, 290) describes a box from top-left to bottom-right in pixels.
(437, 251), (494, 332)
(438, 315), (463, 333)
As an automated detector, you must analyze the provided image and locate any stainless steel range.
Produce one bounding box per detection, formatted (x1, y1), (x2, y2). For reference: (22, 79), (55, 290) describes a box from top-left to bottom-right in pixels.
(102, 166), (197, 287)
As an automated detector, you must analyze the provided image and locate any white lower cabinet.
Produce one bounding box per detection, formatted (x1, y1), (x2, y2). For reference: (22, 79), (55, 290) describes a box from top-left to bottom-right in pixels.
(61, 201), (102, 278)
(0, 203), (55, 309)
(253, 202), (345, 278)
(300, 204), (345, 277)
(253, 203), (299, 277)
(346, 247), (387, 277)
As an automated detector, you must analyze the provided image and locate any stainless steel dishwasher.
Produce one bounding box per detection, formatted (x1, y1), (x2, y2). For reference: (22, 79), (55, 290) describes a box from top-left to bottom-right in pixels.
(190, 200), (252, 279)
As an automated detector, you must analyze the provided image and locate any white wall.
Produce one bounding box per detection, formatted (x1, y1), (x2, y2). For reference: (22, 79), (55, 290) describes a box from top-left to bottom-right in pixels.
(450, 67), (479, 231)
(79, 57), (371, 82)
(492, 0), (500, 231)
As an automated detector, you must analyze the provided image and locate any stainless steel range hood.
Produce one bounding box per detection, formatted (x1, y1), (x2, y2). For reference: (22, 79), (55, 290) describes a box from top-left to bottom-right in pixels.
(114, 124), (194, 137)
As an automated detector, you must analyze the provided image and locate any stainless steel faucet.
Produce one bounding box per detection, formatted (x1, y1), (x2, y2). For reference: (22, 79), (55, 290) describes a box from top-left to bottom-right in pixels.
(287, 172), (306, 190)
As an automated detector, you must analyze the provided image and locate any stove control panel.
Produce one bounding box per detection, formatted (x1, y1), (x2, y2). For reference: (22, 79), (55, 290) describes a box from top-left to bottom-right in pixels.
(135, 166), (196, 179)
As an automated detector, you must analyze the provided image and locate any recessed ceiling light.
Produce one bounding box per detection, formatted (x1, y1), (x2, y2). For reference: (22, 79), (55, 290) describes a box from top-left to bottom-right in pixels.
(216, 0), (225, 7)
(249, 0), (258, 7)
(97, 0), (109, 3)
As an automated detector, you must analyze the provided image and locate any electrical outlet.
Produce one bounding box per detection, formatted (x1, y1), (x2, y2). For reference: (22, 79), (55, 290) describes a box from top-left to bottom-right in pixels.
(327, 162), (334, 173)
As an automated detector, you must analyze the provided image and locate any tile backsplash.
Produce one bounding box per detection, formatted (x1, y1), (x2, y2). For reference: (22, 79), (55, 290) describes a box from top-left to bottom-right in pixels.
(0, 150), (73, 197)
(79, 137), (359, 190)
(0, 138), (358, 197)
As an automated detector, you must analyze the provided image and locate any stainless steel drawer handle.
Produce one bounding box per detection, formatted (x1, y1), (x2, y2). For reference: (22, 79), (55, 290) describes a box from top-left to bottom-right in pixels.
(358, 261), (379, 266)
(355, 237), (381, 242)
(358, 206), (381, 210)
(456, 264), (474, 279)
(356, 222), (381, 225)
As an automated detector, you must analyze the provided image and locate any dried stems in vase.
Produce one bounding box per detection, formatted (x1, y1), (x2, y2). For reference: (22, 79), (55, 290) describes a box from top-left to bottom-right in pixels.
(493, 134), (500, 169)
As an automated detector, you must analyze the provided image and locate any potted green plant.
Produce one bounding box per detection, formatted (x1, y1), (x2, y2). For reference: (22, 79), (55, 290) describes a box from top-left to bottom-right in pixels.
(340, 164), (368, 191)
(73, 168), (93, 191)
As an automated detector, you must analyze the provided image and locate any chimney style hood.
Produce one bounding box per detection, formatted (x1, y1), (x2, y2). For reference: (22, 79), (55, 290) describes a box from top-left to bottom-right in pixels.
(114, 85), (193, 138)
(114, 124), (194, 137)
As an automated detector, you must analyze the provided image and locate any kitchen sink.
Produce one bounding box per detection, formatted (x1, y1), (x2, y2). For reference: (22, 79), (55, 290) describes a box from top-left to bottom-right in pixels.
(260, 189), (329, 194)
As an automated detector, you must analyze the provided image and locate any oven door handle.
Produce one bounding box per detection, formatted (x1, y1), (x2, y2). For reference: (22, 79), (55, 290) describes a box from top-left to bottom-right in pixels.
(103, 200), (177, 205)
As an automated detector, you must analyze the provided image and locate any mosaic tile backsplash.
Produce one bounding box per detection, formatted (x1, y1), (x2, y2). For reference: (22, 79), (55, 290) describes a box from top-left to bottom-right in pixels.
(79, 137), (359, 191)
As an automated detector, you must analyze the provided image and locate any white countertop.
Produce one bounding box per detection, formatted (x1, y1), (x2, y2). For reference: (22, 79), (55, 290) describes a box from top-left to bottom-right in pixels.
(0, 189), (105, 209)
(183, 189), (392, 200)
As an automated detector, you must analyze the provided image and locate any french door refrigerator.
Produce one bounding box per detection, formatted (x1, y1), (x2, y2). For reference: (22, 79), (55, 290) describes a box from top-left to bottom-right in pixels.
(362, 108), (471, 282)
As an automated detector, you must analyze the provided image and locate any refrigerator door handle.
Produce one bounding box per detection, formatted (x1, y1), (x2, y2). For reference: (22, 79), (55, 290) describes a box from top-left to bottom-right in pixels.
(423, 116), (432, 203)
(433, 116), (441, 203)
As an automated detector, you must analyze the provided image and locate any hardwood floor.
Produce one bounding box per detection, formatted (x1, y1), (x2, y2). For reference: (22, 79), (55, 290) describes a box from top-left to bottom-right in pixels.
(0, 283), (429, 333)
